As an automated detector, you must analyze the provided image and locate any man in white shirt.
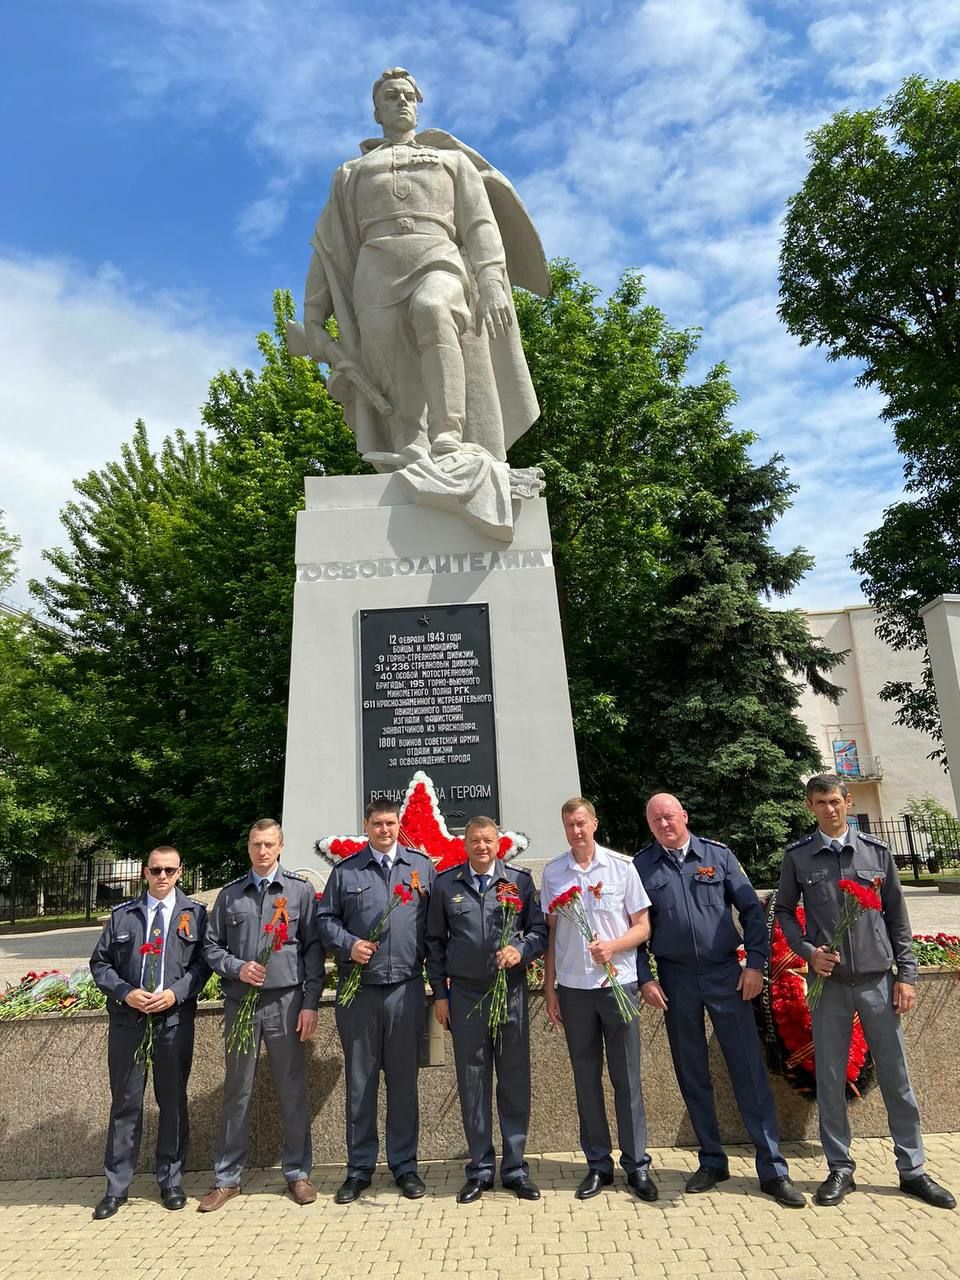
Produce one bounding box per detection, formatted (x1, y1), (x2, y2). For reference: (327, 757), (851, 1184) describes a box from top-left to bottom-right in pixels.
(541, 797), (655, 1201)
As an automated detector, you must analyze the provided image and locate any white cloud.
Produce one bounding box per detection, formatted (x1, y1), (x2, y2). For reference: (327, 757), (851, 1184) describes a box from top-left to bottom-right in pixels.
(0, 254), (252, 606)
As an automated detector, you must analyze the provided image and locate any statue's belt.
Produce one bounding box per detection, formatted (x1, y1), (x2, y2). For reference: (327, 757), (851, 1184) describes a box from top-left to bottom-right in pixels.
(360, 211), (456, 242)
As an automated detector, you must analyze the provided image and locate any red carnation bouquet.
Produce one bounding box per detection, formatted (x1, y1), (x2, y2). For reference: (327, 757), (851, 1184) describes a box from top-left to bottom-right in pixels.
(134, 927), (164, 1071)
(227, 896), (291, 1054)
(338, 884), (414, 1007)
(807, 879), (883, 1009)
(477, 881), (524, 1043)
(547, 885), (639, 1023)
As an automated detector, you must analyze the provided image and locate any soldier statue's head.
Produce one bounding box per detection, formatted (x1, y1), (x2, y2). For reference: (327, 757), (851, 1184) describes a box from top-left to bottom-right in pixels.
(372, 67), (423, 134)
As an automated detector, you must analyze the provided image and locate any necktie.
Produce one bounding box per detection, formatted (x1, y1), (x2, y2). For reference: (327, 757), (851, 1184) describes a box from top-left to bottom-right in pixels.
(144, 904), (165, 990)
(378, 856), (392, 882)
(831, 840), (843, 855)
(257, 878), (268, 911)
(476, 873), (489, 895)
(668, 848), (685, 869)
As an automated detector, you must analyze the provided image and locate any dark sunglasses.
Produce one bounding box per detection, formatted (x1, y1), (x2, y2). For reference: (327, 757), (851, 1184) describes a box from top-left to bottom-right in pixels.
(146, 866), (181, 877)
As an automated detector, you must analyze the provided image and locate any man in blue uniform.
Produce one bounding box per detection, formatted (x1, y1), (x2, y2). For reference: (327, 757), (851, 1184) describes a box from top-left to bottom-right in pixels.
(318, 799), (436, 1203)
(426, 816), (547, 1203)
(89, 845), (209, 1219)
(636, 793), (804, 1207)
(776, 774), (955, 1209)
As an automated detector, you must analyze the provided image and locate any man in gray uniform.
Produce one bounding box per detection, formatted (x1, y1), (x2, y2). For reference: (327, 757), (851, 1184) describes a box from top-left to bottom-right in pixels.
(90, 845), (209, 1219)
(317, 799), (436, 1203)
(426, 816), (547, 1203)
(776, 775), (955, 1209)
(199, 819), (323, 1211)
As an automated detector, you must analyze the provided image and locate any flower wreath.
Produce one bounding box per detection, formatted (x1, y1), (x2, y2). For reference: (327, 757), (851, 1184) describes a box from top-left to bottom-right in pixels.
(316, 771), (529, 871)
(752, 892), (876, 1101)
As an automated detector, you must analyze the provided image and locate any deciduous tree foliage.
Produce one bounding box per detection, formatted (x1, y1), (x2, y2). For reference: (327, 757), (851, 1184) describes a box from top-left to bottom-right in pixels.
(31, 276), (835, 876)
(779, 76), (960, 761)
(512, 265), (838, 871)
(31, 295), (366, 871)
(0, 516), (77, 863)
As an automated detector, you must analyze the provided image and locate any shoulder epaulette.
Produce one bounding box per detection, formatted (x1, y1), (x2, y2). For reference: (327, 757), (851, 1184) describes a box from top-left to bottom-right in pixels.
(436, 864), (461, 879)
(283, 869), (307, 882)
(112, 896), (141, 912)
(221, 873), (249, 889)
(858, 832), (886, 848)
(510, 865), (533, 877)
(186, 896), (207, 909)
(634, 843), (654, 857)
(701, 837), (729, 850)
(785, 833), (815, 851)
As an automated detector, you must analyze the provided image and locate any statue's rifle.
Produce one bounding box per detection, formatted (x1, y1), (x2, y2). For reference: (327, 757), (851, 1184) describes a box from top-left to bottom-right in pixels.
(285, 321), (392, 416)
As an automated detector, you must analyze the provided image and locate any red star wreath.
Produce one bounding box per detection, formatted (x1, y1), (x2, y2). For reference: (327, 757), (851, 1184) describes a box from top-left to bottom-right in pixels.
(752, 892), (875, 1101)
(316, 771), (529, 871)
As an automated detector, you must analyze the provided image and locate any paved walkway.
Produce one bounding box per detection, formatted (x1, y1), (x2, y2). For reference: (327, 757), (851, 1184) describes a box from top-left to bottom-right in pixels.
(0, 1138), (957, 1279)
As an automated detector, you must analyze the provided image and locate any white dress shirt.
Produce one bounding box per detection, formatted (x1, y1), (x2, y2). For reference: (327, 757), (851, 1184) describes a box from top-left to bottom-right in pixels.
(540, 844), (650, 989)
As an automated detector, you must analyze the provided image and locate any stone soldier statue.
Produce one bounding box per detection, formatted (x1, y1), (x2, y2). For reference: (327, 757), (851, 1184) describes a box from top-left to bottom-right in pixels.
(286, 67), (550, 538)
(89, 845), (209, 1219)
(425, 815), (547, 1203)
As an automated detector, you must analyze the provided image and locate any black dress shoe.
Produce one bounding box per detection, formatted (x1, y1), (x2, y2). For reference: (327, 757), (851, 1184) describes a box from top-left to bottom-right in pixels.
(92, 1194), (127, 1220)
(574, 1170), (614, 1200)
(815, 1170), (856, 1206)
(457, 1177), (494, 1204)
(160, 1185), (187, 1210)
(685, 1166), (730, 1194)
(396, 1172), (426, 1199)
(334, 1176), (371, 1205)
(504, 1176), (541, 1201)
(900, 1174), (957, 1209)
(760, 1176), (806, 1208)
(627, 1169), (659, 1202)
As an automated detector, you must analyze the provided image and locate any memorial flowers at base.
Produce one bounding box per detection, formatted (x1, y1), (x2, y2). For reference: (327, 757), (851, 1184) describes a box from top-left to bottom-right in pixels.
(338, 884), (414, 1008)
(547, 885), (639, 1023)
(807, 879), (883, 1009)
(226, 897), (290, 1055)
(134, 930), (164, 1071)
(478, 880), (523, 1042)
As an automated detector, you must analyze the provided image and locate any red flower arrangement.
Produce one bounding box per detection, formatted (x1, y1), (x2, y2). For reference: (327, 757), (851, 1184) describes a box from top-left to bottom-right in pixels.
(134, 930), (164, 1071)
(226, 897), (291, 1055)
(807, 879), (883, 1008)
(476, 881), (524, 1042)
(338, 884), (414, 1007)
(316, 773), (529, 871)
(755, 894), (874, 1100)
(547, 885), (638, 1023)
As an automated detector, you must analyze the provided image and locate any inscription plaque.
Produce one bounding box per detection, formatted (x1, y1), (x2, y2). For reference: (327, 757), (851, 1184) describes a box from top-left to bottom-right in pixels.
(359, 604), (499, 825)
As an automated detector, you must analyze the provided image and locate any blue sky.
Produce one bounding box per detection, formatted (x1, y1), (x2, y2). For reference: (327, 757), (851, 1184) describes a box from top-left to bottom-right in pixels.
(2, 0), (960, 612)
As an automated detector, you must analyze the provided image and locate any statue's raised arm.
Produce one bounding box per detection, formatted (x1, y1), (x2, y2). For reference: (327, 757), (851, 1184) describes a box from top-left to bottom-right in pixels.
(286, 68), (549, 539)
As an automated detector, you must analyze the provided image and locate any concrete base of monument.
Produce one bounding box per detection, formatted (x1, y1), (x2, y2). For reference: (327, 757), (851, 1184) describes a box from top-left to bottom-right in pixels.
(3, 973), (960, 1180)
(281, 473), (580, 875)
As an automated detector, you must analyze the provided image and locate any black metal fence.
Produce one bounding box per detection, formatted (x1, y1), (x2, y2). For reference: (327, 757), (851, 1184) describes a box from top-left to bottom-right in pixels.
(0, 858), (216, 926)
(863, 815), (960, 881)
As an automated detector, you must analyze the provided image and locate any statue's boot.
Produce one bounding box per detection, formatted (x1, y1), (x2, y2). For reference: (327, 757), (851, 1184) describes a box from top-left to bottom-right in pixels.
(419, 341), (466, 456)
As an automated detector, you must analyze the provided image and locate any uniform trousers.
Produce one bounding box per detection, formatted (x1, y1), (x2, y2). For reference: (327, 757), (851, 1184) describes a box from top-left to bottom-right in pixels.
(448, 977), (531, 1185)
(104, 1014), (194, 1197)
(334, 978), (425, 1179)
(810, 970), (925, 1177)
(659, 958), (788, 1181)
(557, 983), (650, 1175)
(215, 986), (312, 1187)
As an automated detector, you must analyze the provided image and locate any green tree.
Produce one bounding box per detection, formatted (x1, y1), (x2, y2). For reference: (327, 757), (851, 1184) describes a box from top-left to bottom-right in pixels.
(778, 75), (960, 760)
(513, 265), (840, 872)
(31, 293), (366, 871)
(0, 515), (77, 862)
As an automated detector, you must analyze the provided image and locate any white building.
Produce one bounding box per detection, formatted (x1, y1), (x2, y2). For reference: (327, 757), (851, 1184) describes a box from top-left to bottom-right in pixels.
(799, 605), (956, 827)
